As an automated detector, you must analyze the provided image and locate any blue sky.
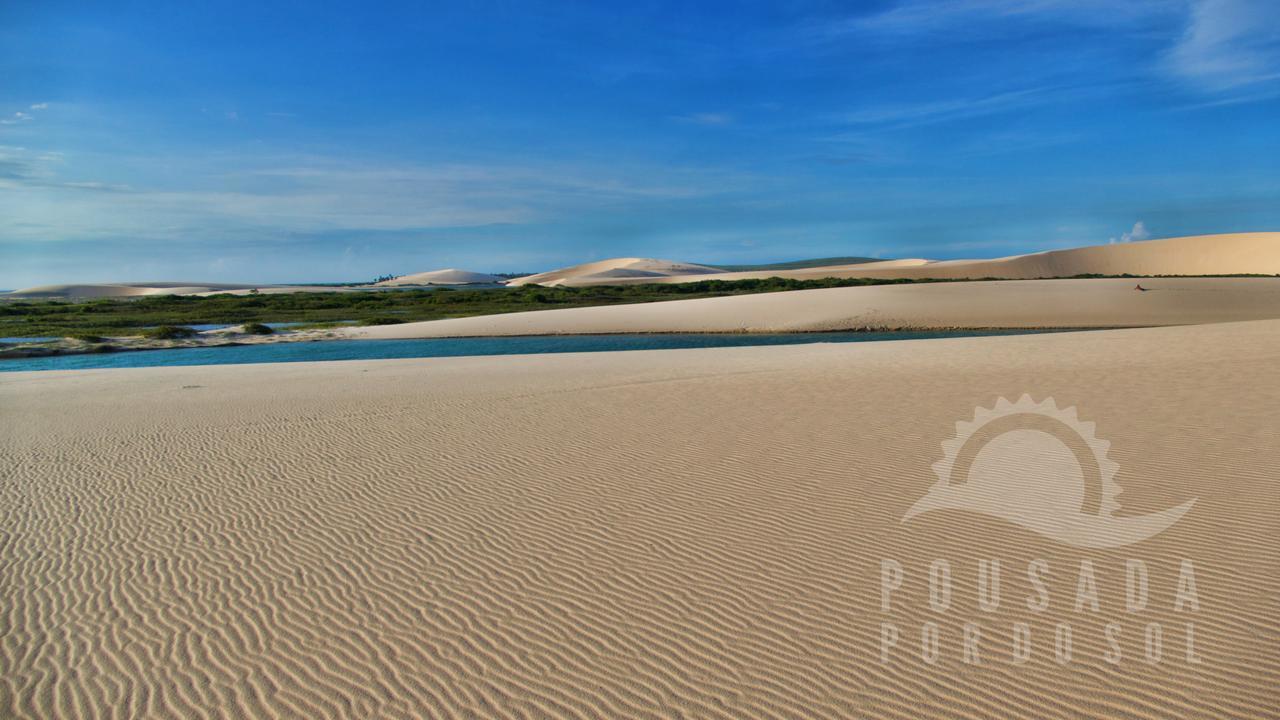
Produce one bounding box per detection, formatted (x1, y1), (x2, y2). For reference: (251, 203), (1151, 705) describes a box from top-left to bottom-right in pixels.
(2, 0), (1278, 286)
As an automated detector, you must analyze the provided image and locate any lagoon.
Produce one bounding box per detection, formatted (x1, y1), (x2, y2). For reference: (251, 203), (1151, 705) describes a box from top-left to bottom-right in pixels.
(0, 329), (1057, 373)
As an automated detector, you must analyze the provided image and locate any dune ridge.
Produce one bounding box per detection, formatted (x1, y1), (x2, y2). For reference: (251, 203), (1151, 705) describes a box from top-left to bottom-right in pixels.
(2, 281), (282, 299)
(9, 233), (1277, 299)
(375, 268), (504, 286)
(3, 321), (1278, 718)
(517, 233), (1280, 287)
(350, 276), (1280, 339)
(505, 257), (724, 286)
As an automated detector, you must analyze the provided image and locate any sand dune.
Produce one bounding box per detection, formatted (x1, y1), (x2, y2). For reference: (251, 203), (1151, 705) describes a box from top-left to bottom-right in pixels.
(375, 268), (504, 286)
(3, 321), (1278, 718)
(351, 277), (1280, 338)
(11, 233), (1276, 299)
(3, 281), (281, 299)
(517, 233), (1280, 286)
(506, 257), (724, 286)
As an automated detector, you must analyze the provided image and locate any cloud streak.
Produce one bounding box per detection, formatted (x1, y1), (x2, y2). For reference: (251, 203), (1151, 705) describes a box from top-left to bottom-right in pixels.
(1166, 0), (1280, 93)
(672, 112), (733, 126)
(0, 150), (756, 245)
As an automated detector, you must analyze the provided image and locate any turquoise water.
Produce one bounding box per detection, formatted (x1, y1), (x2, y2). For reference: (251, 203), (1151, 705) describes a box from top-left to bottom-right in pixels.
(0, 330), (1055, 373)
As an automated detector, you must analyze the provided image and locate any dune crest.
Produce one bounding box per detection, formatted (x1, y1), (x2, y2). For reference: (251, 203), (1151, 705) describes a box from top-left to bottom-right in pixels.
(516, 233), (1280, 286)
(505, 257), (723, 286)
(375, 268), (503, 286)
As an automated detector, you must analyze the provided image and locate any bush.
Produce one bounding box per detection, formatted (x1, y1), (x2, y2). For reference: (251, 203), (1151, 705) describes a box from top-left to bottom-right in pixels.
(144, 325), (198, 339)
(69, 334), (107, 343)
(242, 322), (274, 335)
(359, 317), (406, 326)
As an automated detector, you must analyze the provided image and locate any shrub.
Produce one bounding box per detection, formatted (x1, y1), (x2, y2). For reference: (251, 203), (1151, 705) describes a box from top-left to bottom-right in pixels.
(144, 325), (198, 339)
(69, 334), (107, 343)
(359, 317), (406, 326)
(242, 322), (274, 335)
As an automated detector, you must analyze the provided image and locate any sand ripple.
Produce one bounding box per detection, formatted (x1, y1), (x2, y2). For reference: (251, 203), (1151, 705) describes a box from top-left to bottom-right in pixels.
(3, 322), (1278, 718)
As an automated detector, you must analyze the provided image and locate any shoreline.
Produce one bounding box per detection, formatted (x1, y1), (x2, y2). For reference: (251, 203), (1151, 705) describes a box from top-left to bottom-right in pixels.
(0, 326), (1104, 365)
(10, 273), (1280, 362)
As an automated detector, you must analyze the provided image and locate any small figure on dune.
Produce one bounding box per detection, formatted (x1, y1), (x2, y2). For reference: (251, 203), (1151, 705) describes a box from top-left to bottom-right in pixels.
(1134, 283), (1148, 292)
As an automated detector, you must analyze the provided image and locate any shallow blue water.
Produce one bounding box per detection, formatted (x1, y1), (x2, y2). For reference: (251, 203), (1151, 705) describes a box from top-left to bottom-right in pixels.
(0, 330), (1056, 373)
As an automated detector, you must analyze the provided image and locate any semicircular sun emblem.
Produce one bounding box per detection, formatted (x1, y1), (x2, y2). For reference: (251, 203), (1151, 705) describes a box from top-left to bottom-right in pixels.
(903, 395), (1195, 548)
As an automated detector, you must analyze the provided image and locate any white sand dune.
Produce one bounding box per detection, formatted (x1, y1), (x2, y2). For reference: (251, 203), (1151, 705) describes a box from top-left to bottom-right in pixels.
(517, 233), (1280, 286)
(351, 276), (1280, 338)
(375, 268), (504, 286)
(3, 281), (281, 299)
(3, 321), (1278, 719)
(506, 257), (723, 286)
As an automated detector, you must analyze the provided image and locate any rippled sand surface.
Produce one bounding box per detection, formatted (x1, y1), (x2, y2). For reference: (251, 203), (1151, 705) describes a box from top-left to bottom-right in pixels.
(3, 321), (1278, 718)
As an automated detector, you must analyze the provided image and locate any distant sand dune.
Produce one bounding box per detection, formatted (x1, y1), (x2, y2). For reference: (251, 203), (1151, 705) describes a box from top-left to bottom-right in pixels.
(518, 233), (1280, 286)
(375, 268), (504, 286)
(3, 281), (278, 299)
(10, 233), (1277, 298)
(506, 257), (724, 286)
(352, 277), (1280, 339)
(3, 321), (1278, 718)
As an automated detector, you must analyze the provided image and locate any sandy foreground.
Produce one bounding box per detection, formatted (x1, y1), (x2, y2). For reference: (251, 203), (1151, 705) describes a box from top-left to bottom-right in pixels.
(351, 277), (1280, 338)
(2, 320), (1278, 719)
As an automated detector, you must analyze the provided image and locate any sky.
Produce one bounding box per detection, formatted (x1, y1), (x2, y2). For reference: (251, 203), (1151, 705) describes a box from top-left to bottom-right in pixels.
(2, 0), (1279, 287)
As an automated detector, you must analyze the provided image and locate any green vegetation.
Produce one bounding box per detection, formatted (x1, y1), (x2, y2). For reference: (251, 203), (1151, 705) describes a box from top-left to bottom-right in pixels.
(144, 325), (199, 340)
(241, 322), (274, 335)
(2, 274), (1275, 339)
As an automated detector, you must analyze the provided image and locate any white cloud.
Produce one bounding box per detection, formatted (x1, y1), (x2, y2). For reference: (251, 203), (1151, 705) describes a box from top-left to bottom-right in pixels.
(0, 111), (32, 125)
(1110, 221), (1150, 244)
(1167, 0), (1280, 92)
(30, 103), (48, 110)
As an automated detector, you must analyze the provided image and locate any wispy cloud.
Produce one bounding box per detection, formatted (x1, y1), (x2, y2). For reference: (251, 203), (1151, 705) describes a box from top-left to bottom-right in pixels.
(672, 112), (733, 126)
(819, 0), (1176, 38)
(1, 103), (51, 125)
(822, 1), (1278, 103)
(0, 150), (754, 245)
(835, 88), (1048, 129)
(1166, 0), (1280, 93)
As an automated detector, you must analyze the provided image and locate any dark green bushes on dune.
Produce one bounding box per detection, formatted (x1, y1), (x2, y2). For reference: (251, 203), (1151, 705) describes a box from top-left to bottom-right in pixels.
(143, 325), (199, 340)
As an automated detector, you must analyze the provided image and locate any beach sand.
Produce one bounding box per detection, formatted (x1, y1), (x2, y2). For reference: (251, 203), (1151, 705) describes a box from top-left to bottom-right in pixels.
(352, 276), (1280, 339)
(3, 320), (1278, 718)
